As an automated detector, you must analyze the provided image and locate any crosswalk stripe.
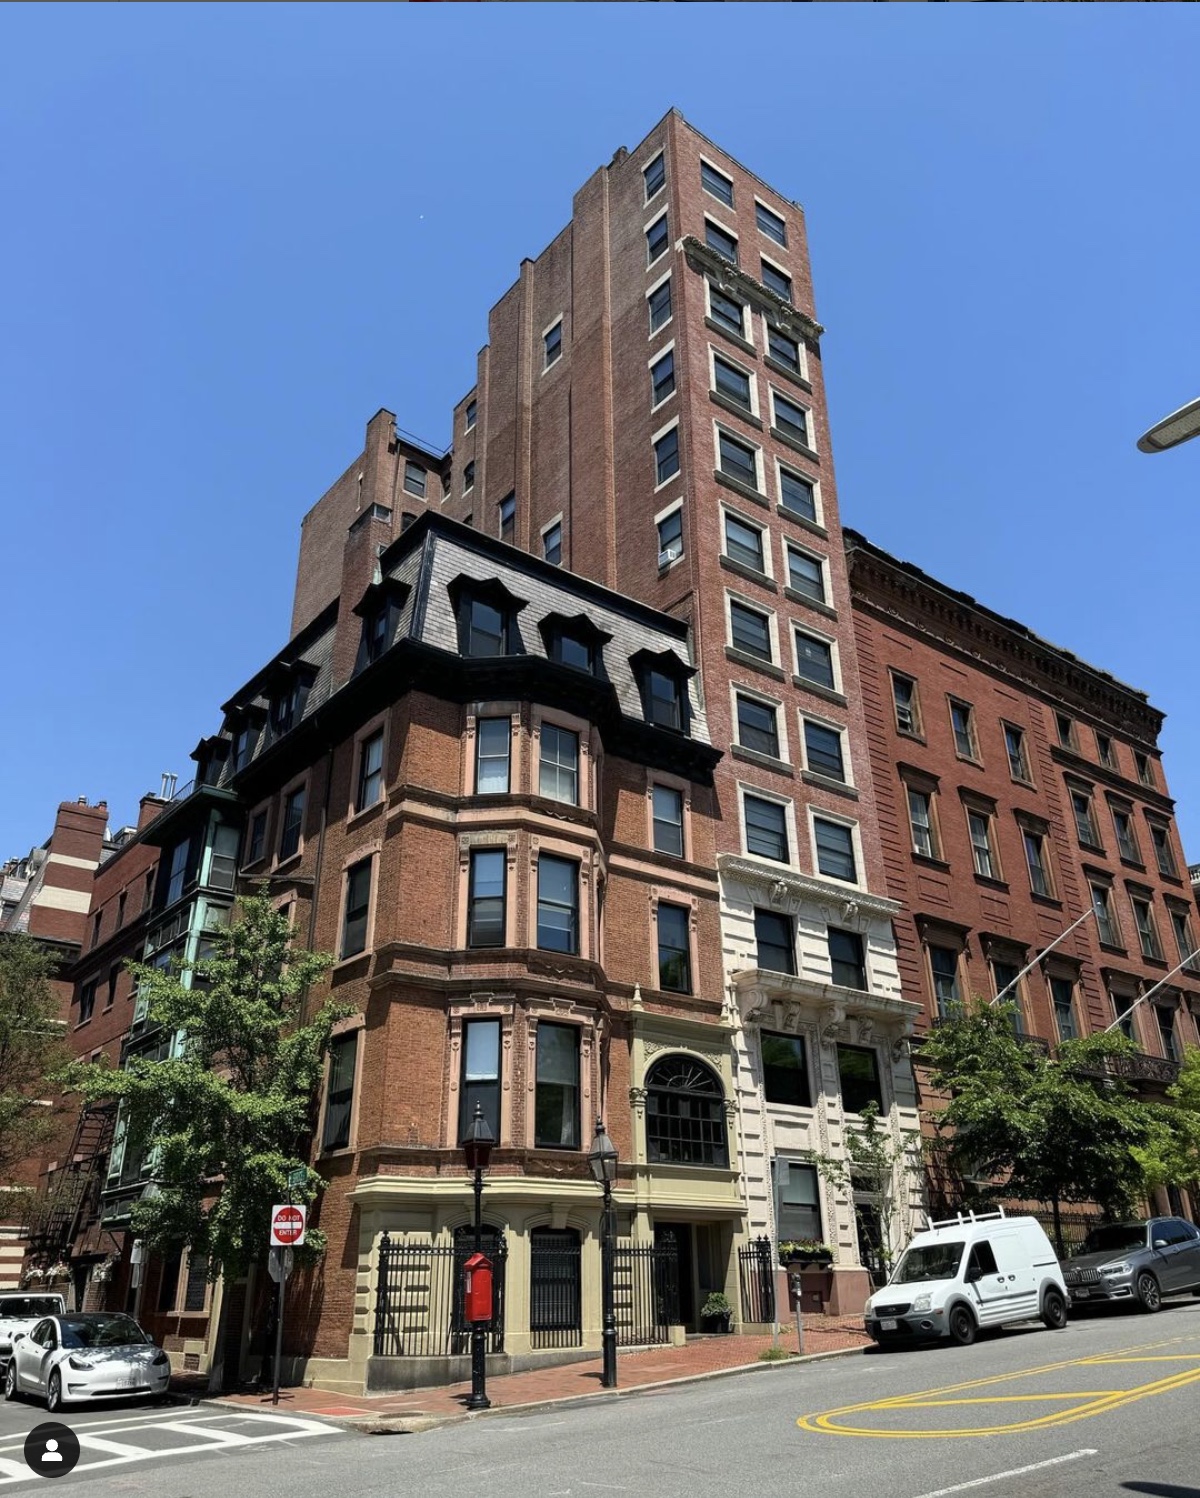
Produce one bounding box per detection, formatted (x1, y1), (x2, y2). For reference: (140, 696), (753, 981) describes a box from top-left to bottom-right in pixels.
(76, 1435), (149, 1457)
(154, 1421), (254, 1446)
(0, 1463), (27, 1482)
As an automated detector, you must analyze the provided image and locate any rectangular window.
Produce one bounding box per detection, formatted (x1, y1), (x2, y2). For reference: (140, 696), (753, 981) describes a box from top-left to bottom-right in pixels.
(762, 1032), (810, 1107)
(280, 788), (305, 861)
(709, 286), (745, 339)
(1096, 732), (1116, 768)
(814, 817), (857, 882)
(730, 600), (772, 661)
(929, 946), (961, 1015)
(463, 461), (475, 492)
(403, 460), (426, 497)
(646, 213), (669, 264)
(745, 794), (788, 862)
(1113, 807), (1140, 863)
(1056, 713), (1076, 749)
(1023, 829), (1051, 897)
(990, 960), (1022, 1014)
(829, 927), (866, 990)
(1170, 908), (1198, 969)
(1004, 723), (1029, 780)
(785, 545), (825, 603)
(1071, 790), (1100, 847)
(79, 980), (97, 1024)
(767, 326), (801, 374)
(1156, 1007), (1179, 1063)
(657, 507), (683, 565)
(645, 668), (683, 731)
(535, 1023), (580, 1149)
(1092, 883), (1119, 945)
(1150, 824), (1177, 878)
(467, 597), (507, 657)
(648, 277), (672, 333)
(968, 810), (996, 878)
(246, 809), (267, 866)
(705, 219), (738, 265)
(837, 1045), (882, 1114)
(356, 730), (384, 813)
(893, 674), (920, 735)
(804, 720), (844, 781)
(713, 354), (752, 411)
(1132, 897), (1163, 961)
(701, 160), (734, 206)
(1135, 752), (1154, 787)
(756, 201), (787, 245)
(1111, 991), (1137, 1042)
(341, 860), (372, 958)
(908, 790), (936, 859)
(950, 699), (977, 759)
(736, 694), (780, 758)
(718, 430), (758, 487)
(460, 1018), (501, 1143)
(652, 784), (684, 857)
(165, 838), (190, 905)
(539, 723), (579, 805)
(363, 604), (391, 666)
(499, 490), (516, 541)
(760, 259), (792, 302)
(724, 511), (765, 571)
(467, 848), (507, 948)
(655, 427), (680, 484)
(772, 392), (809, 445)
(322, 1033), (357, 1151)
(476, 717), (511, 794)
(657, 902), (692, 993)
(651, 349), (675, 406)
(544, 319), (563, 367)
(537, 855), (578, 954)
(1050, 977), (1077, 1041)
(465, 398), (477, 430)
(794, 630), (835, 691)
(755, 908), (794, 974)
(776, 1159), (821, 1243)
(643, 152), (665, 200)
(183, 1253), (210, 1312)
(779, 466), (816, 521)
(543, 520), (562, 565)
(232, 726), (254, 773)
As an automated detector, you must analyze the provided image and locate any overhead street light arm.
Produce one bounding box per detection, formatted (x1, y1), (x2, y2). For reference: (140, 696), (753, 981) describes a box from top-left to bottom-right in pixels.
(1137, 396), (1200, 454)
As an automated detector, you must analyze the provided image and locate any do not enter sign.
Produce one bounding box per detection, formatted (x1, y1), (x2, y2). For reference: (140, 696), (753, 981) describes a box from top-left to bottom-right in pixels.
(270, 1203), (307, 1247)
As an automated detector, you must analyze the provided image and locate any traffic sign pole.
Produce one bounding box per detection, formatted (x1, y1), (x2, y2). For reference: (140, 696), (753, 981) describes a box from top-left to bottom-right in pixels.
(267, 1204), (306, 1405)
(273, 1266), (285, 1407)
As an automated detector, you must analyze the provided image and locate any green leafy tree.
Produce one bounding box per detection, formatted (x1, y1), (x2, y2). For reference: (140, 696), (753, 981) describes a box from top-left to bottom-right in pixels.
(60, 891), (344, 1275)
(918, 999), (1166, 1254)
(809, 1103), (920, 1278)
(0, 933), (71, 1213)
(1135, 1047), (1200, 1194)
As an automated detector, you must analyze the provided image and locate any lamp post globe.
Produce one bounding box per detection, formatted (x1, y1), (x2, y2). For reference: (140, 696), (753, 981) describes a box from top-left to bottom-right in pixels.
(588, 1118), (619, 1389)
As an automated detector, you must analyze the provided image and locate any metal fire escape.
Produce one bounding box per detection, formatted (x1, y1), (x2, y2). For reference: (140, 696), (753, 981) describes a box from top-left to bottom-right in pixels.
(27, 1103), (118, 1263)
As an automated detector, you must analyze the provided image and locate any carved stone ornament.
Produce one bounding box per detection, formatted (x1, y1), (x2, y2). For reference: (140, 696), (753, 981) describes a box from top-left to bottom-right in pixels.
(818, 1004), (847, 1046)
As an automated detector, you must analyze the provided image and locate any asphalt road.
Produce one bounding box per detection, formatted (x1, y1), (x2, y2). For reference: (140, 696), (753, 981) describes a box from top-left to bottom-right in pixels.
(6, 1301), (1200, 1497)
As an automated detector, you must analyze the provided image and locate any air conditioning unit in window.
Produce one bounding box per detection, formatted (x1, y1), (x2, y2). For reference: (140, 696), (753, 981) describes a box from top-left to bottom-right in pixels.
(658, 543), (682, 567)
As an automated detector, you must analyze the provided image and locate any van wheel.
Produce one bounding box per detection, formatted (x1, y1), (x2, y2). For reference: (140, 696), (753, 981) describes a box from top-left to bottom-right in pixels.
(1041, 1288), (1068, 1330)
(1136, 1272), (1162, 1313)
(948, 1305), (977, 1346)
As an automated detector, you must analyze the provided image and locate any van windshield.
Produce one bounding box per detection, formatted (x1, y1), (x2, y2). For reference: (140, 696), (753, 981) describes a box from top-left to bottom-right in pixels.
(892, 1242), (964, 1284)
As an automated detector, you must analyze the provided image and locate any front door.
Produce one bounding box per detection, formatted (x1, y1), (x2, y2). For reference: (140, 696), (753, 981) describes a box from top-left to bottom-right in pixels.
(855, 1203), (888, 1287)
(655, 1224), (693, 1327)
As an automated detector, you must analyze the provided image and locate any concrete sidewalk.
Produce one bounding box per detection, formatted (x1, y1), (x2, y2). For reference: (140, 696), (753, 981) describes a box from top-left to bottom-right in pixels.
(184, 1313), (870, 1430)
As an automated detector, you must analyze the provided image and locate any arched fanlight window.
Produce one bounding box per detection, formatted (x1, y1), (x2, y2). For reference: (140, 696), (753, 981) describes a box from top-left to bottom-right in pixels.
(645, 1054), (728, 1168)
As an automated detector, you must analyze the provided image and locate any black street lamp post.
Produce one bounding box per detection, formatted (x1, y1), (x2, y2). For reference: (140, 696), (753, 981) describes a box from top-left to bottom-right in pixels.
(461, 1102), (495, 1412)
(588, 1117), (619, 1389)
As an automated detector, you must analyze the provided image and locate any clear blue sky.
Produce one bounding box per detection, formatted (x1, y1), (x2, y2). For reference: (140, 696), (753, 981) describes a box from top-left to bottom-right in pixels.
(3, 4), (1199, 863)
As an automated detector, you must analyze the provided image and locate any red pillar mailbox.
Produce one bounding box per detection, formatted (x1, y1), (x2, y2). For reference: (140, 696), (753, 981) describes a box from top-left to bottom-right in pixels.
(463, 1251), (493, 1324)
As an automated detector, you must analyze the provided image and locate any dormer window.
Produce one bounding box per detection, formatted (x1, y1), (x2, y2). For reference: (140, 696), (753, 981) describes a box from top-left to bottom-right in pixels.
(632, 649), (693, 735)
(450, 576), (527, 660)
(271, 675), (311, 737)
(353, 577), (410, 673)
(469, 598), (506, 656)
(231, 723), (256, 773)
(539, 612), (610, 677)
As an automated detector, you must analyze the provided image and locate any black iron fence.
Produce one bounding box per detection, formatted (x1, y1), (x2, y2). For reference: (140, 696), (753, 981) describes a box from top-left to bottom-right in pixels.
(373, 1231), (507, 1359)
(529, 1229), (582, 1349)
(738, 1235), (776, 1324)
(613, 1236), (679, 1346)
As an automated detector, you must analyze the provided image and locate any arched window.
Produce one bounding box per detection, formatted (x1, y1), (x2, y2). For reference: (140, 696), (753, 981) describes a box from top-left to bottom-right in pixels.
(645, 1054), (728, 1168)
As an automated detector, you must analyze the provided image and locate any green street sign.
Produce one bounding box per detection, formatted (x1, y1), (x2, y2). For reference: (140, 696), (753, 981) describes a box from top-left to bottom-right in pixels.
(286, 1167), (307, 1190)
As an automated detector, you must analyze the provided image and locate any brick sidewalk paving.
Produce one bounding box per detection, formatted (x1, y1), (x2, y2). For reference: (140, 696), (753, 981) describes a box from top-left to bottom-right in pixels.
(186, 1313), (870, 1425)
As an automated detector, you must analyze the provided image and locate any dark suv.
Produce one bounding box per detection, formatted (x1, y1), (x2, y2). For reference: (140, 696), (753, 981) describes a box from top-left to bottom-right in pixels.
(1062, 1218), (1200, 1313)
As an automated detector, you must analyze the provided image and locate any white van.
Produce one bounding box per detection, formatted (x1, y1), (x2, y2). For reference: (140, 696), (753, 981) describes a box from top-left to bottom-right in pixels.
(863, 1209), (1068, 1348)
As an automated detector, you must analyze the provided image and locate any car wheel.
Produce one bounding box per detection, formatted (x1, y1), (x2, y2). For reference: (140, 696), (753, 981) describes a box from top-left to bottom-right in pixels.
(46, 1369), (67, 1413)
(3, 1362), (18, 1401)
(948, 1305), (977, 1346)
(1041, 1288), (1068, 1330)
(1136, 1271), (1162, 1313)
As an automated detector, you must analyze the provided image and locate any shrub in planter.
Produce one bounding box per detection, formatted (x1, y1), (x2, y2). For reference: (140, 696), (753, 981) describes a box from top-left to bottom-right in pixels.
(778, 1239), (834, 1268)
(700, 1291), (733, 1332)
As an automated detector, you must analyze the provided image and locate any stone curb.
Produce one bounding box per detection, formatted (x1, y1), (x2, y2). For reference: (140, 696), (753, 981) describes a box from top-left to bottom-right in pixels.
(201, 1340), (866, 1435)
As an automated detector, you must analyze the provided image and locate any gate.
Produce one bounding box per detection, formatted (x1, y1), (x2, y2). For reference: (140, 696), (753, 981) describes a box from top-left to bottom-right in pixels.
(738, 1235), (776, 1324)
(613, 1234), (679, 1346)
(373, 1231), (506, 1358)
(529, 1228), (582, 1349)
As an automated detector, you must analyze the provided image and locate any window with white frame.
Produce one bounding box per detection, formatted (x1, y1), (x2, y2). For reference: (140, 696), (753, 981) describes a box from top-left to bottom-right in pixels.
(544, 320), (563, 368)
(803, 718), (845, 781)
(646, 213), (669, 265)
(713, 352), (754, 412)
(778, 464), (817, 523)
(723, 510), (766, 573)
(729, 598), (773, 662)
(735, 692), (781, 759)
(651, 347), (675, 406)
(705, 218), (738, 265)
(355, 729), (384, 813)
(708, 283), (746, 340)
(717, 428), (759, 489)
(744, 791), (789, 862)
(771, 390), (810, 446)
(760, 258), (792, 302)
(813, 815), (857, 882)
(928, 945), (961, 1016)
(756, 200), (787, 246)
(785, 542), (825, 603)
(968, 809), (998, 878)
(656, 505), (683, 566)
(643, 152), (665, 201)
(652, 784), (684, 857)
(475, 717), (510, 794)
(766, 325), (801, 375)
(539, 723), (579, 805)
(655, 425), (680, 485)
(648, 276), (672, 334)
(701, 159), (734, 207)
(908, 789), (938, 859)
(793, 628), (836, 691)
(1091, 882), (1120, 946)
(542, 519), (562, 565)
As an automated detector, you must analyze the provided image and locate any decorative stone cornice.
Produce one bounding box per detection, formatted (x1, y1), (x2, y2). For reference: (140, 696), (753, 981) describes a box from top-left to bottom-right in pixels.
(682, 236), (824, 342)
(718, 853), (902, 924)
(731, 967), (922, 1036)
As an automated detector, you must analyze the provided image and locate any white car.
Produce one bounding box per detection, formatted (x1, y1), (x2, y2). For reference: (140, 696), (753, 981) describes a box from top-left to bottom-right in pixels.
(4, 1313), (171, 1412)
(0, 1294), (66, 1369)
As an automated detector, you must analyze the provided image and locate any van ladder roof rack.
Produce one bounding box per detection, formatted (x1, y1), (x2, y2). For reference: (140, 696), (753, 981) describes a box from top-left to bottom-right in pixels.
(928, 1207), (1008, 1230)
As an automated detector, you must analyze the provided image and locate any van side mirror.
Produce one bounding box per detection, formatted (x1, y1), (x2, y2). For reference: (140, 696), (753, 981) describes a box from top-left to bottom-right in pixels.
(965, 1264), (982, 1284)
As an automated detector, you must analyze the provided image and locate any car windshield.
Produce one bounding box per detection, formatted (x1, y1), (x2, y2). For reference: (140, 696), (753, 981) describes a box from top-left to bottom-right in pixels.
(1077, 1225), (1146, 1256)
(0, 1297), (61, 1320)
(891, 1242), (964, 1283)
(59, 1316), (150, 1350)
